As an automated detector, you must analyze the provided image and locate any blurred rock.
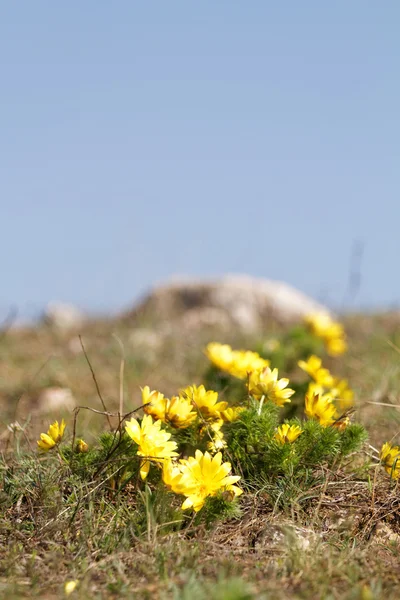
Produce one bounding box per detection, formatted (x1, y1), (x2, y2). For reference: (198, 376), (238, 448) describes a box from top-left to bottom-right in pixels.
(126, 275), (329, 333)
(129, 328), (164, 353)
(36, 387), (76, 413)
(253, 522), (319, 551)
(373, 522), (400, 545)
(14, 386), (76, 420)
(179, 307), (231, 332)
(68, 336), (84, 354)
(43, 303), (85, 332)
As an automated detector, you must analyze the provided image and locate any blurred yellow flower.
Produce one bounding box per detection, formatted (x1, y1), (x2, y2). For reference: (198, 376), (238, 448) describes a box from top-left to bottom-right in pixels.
(304, 313), (347, 356)
(301, 357), (355, 412)
(205, 342), (234, 373)
(37, 419), (66, 451)
(298, 355), (335, 387)
(229, 349), (270, 379)
(64, 580), (78, 596)
(182, 384), (228, 420)
(125, 414), (178, 480)
(247, 367), (295, 406)
(274, 423), (303, 444)
(380, 442), (400, 478)
(326, 337), (347, 356)
(307, 381), (325, 398)
(178, 450), (242, 511)
(330, 378), (355, 411)
(305, 393), (336, 426)
(205, 342), (269, 379)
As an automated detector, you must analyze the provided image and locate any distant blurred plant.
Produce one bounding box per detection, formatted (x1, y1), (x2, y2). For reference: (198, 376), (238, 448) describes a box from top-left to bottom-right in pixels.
(304, 313), (347, 356)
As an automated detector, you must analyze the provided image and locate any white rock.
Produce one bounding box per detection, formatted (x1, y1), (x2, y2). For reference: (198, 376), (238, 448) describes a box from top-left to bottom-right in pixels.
(179, 307), (231, 332)
(36, 387), (76, 413)
(43, 303), (85, 332)
(129, 328), (164, 352)
(127, 275), (329, 332)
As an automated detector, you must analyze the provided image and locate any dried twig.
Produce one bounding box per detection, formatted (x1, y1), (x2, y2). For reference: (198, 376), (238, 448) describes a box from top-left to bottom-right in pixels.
(79, 335), (112, 430)
(112, 333), (125, 421)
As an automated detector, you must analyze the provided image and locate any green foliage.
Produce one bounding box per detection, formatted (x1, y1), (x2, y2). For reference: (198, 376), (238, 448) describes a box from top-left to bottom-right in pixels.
(170, 575), (255, 600)
(338, 423), (368, 455)
(203, 365), (246, 403)
(133, 483), (185, 538)
(193, 491), (242, 528)
(226, 400), (367, 506)
(169, 421), (209, 456)
(258, 325), (323, 371)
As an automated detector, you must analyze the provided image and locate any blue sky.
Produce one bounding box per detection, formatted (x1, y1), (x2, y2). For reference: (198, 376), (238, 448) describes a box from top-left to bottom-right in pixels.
(1, 2), (399, 320)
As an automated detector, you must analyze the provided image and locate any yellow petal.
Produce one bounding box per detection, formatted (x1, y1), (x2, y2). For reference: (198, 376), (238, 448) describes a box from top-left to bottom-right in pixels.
(140, 460), (150, 480)
(37, 433), (56, 450)
(181, 497), (194, 510)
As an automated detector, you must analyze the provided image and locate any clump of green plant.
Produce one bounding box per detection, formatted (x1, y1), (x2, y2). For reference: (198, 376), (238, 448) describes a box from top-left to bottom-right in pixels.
(3, 311), (383, 540)
(225, 400), (366, 506)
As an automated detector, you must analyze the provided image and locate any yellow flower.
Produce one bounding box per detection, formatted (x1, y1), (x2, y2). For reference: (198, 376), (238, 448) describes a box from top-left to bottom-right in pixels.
(304, 393), (337, 426)
(141, 386), (168, 421)
(301, 357), (355, 412)
(37, 419), (66, 451)
(206, 420), (227, 453)
(125, 414), (178, 480)
(304, 313), (347, 356)
(178, 450), (242, 512)
(307, 388), (353, 430)
(220, 406), (245, 423)
(229, 349), (270, 379)
(37, 433), (56, 451)
(205, 342), (235, 373)
(247, 367), (295, 406)
(330, 378), (354, 411)
(182, 384), (228, 420)
(298, 355), (335, 387)
(205, 342), (269, 379)
(162, 460), (197, 496)
(76, 439), (89, 453)
(142, 386), (197, 428)
(307, 381), (325, 398)
(165, 395), (198, 428)
(380, 442), (400, 479)
(64, 580), (78, 596)
(274, 423), (303, 444)
(326, 337), (347, 356)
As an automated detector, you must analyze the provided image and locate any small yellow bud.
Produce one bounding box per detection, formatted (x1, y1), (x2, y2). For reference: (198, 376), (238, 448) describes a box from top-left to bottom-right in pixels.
(64, 580), (78, 595)
(76, 439), (89, 453)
